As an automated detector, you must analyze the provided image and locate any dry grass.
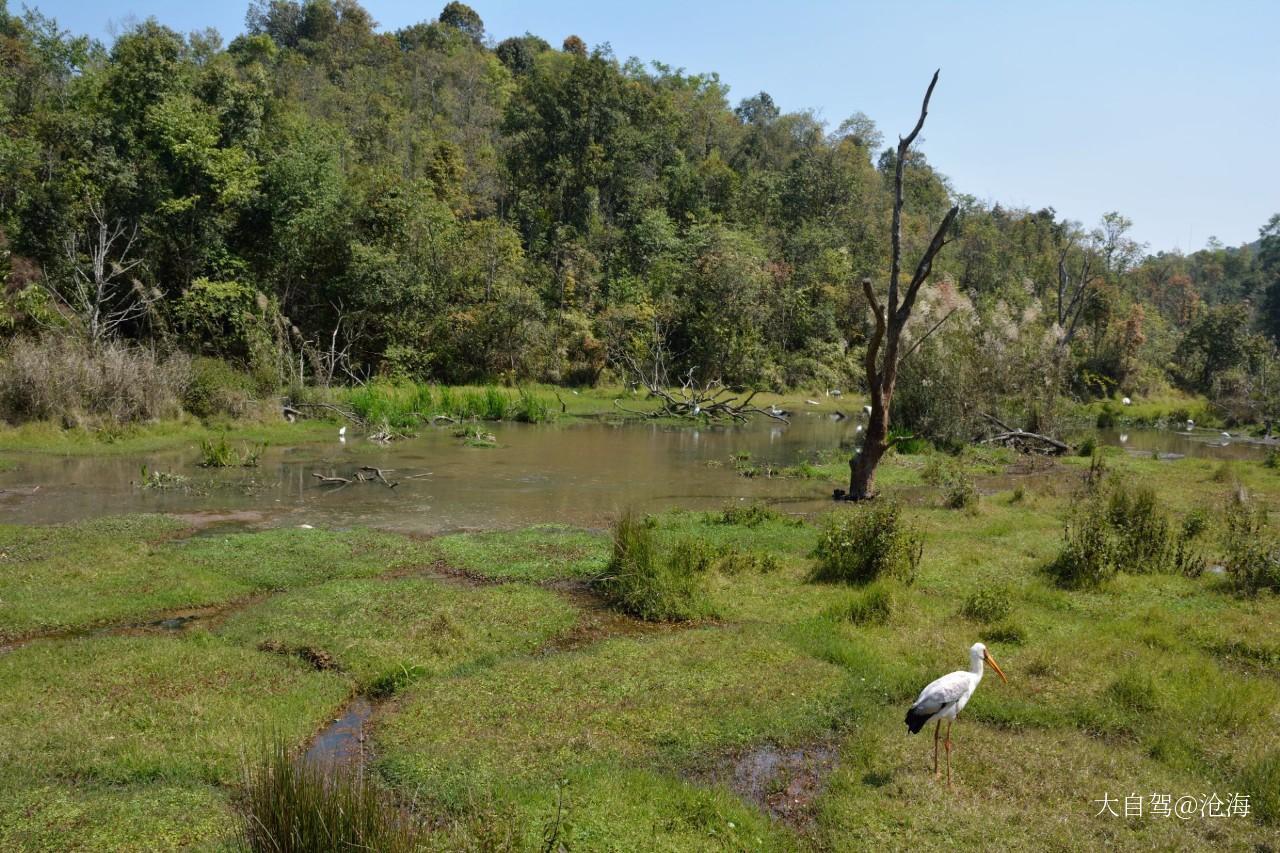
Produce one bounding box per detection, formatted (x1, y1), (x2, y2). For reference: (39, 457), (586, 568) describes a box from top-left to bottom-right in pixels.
(0, 337), (190, 426)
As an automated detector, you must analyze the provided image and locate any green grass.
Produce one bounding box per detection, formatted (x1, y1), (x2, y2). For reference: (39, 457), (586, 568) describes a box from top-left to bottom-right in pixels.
(2, 448), (1279, 849)
(216, 577), (577, 692)
(376, 625), (852, 809)
(0, 634), (347, 786)
(0, 781), (233, 852)
(427, 524), (609, 581)
(0, 518), (436, 641)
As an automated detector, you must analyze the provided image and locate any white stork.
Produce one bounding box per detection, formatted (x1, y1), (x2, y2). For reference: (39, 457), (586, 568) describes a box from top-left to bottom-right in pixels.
(905, 642), (1007, 785)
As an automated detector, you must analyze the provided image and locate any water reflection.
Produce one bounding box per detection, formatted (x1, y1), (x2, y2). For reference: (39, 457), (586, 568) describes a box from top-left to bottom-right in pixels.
(1, 419), (1268, 532)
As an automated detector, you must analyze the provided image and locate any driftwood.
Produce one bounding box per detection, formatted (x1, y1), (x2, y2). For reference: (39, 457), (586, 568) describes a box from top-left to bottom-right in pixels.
(979, 412), (1071, 454)
(358, 466), (399, 488)
(312, 467), (399, 488)
(612, 358), (789, 424)
(981, 430), (1071, 455)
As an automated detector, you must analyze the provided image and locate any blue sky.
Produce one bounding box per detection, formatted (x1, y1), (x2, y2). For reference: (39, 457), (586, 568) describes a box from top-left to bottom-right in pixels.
(29, 0), (1280, 253)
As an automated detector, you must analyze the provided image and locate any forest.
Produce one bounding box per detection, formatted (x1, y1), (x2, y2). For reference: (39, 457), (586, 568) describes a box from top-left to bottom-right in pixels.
(2, 0), (1279, 442)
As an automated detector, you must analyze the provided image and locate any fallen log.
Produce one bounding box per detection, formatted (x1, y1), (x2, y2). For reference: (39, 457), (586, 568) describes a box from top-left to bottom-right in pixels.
(981, 430), (1071, 455)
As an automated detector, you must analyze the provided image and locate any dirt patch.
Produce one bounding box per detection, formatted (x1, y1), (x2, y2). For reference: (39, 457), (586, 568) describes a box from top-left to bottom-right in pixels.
(696, 740), (840, 830)
(258, 639), (340, 671)
(380, 557), (499, 586)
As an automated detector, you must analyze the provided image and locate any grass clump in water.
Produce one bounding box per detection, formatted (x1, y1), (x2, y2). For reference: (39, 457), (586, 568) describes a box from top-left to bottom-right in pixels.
(199, 435), (264, 467)
(593, 512), (714, 622)
(810, 501), (922, 586)
(238, 740), (425, 852)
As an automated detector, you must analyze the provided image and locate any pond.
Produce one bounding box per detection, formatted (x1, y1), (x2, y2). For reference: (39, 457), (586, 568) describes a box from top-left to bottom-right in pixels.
(0, 417), (1268, 532)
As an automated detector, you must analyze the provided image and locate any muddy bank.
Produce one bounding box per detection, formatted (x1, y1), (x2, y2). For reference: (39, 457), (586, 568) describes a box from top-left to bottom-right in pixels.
(695, 740), (840, 830)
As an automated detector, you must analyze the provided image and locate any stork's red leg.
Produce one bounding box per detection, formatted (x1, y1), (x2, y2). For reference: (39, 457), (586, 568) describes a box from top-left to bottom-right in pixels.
(932, 719), (941, 777)
(944, 720), (953, 788)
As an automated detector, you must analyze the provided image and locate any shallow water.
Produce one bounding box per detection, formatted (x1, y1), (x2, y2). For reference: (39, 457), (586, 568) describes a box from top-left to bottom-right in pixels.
(1097, 427), (1274, 461)
(0, 416), (852, 531)
(0, 417), (1266, 531)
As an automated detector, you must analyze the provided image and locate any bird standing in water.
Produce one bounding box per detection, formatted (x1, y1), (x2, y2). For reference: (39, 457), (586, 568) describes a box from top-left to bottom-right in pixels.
(905, 642), (1007, 785)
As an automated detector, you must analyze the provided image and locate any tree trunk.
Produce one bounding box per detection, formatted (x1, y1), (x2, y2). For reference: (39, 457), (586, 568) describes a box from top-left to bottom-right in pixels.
(848, 400), (891, 499)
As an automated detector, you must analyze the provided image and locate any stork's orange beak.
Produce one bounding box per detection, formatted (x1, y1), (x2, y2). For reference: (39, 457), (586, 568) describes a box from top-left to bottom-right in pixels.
(984, 650), (1008, 684)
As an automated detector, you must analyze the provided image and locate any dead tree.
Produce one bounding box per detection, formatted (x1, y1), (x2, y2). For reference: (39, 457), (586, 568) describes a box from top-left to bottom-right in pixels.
(45, 200), (152, 348)
(844, 71), (959, 500)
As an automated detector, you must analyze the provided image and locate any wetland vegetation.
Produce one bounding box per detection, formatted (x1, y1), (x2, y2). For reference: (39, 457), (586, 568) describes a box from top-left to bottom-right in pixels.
(2, 0), (1280, 849)
(2, 446), (1279, 850)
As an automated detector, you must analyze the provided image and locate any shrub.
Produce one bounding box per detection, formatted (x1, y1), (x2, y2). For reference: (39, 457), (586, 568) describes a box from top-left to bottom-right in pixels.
(0, 337), (189, 426)
(961, 586), (1012, 623)
(1222, 492), (1280, 595)
(1076, 434), (1098, 457)
(715, 501), (782, 527)
(923, 453), (978, 510)
(1181, 507), (1210, 540)
(238, 740), (426, 852)
(1095, 404), (1119, 429)
(593, 512), (713, 621)
(1265, 448), (1280, 470)
(1048, 489), (1117, 588)
(1107, 485), (1172, 574)
(827, 582), (896, 625)
(810, 502), (922, 586)
(1051, 477), (1200, 586)
(184, 357), (255, 419)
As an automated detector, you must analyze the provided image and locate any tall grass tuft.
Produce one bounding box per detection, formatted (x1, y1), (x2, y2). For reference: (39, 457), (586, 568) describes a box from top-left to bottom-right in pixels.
(961, 585), (1012, 622)
(1050, 477), (1202, 586)
(825, 581), (896, 625)
(1237, 751), (1280, 826)
(199, 435), (264, 467)
(1222, 491), (1280, 595)
(593, 511), (713, 622)
(810, 501), (922, 585)
(510, 387), (551, 423)
(237, 740), (426, 852)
